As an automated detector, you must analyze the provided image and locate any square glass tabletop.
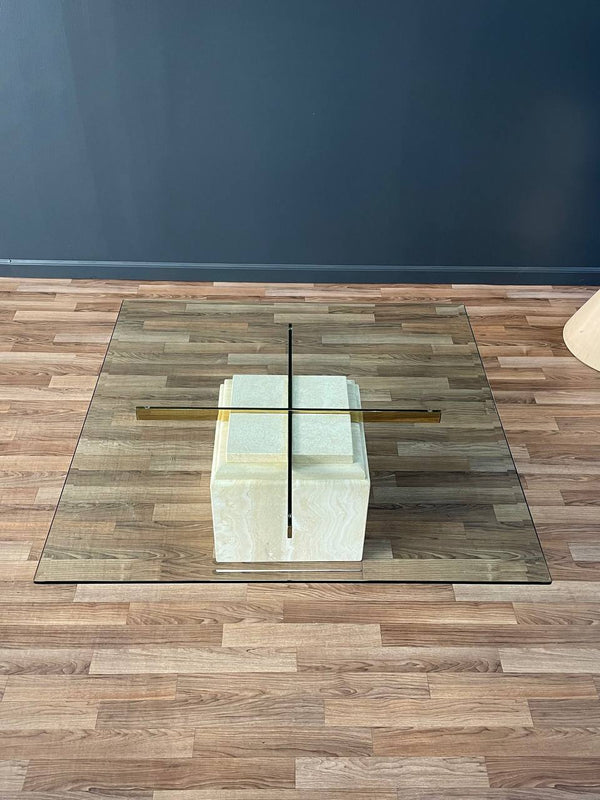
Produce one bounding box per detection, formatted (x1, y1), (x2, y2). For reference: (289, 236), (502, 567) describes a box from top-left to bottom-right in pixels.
(36, 300), (550, 583)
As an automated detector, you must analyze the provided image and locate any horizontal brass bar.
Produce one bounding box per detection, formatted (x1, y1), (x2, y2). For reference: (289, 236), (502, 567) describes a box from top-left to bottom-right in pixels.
(353, 410), (441, 424)
(137, 407), (228, 421)
(135, 406), (441, 423)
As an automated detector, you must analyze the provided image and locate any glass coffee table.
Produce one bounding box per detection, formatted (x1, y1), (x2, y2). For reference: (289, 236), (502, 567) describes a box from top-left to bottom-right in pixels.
(36, 300), (550, 583)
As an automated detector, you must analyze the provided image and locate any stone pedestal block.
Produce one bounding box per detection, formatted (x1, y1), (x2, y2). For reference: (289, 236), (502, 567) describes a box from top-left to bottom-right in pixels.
(210, 375), (370, 562)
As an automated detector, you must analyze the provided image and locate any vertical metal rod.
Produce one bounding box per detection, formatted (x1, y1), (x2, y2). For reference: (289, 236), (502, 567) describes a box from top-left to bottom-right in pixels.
(287, 324), (293, 537)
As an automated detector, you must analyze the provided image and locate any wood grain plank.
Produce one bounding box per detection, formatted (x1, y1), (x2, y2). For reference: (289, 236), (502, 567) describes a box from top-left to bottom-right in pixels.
(513, 603), (600, 625)
(23, 758), (295, 792)
(222, 624), (382, 648)
(373, 726), (600, 758)
(247, 583), (454, 603)
(295, 756), (489, 789)
(427, 673), (598, 700)
(2, 674), (178, 701)
(177, 672), (428, 699)
(486, 756), (600, 791)
(0, 702), (98, 730)
(381, 624), (600, 646)
(89, 646), (297, 674)
(0, 729), (194, 759)
(529, 699), (600, 727)
(454, 582), (600, 602)
(395, 792), (596, 800)
(283, 601), (518, 625)
(96, 693), (324, 728)
(0, 648), (92, 675)
(126, 601), (283, 625)
(192, 725), (373, 757)
(297, 646), (502, 673)
(324, 699), (532, 727)
(0, 603), (129, 626)
(0, 624), (223, 647)
(74, 583), (248, 602)
(154, 792), (396, 800)
(499, 647), (600, 673)
(569, 544), (600, 561)
(0, 760), (27, 792)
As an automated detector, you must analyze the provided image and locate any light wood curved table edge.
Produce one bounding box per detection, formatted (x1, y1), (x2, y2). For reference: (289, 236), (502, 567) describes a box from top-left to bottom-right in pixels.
(563, 288), (600, 372)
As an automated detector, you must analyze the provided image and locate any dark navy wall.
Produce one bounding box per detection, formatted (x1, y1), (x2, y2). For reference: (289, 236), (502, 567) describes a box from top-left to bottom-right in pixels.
(1, 0), (599, 277)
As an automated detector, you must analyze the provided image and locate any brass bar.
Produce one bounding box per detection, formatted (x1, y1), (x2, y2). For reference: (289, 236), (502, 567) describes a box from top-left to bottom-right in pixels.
(135, 406), (441, 423)
(136, 407), (224, 420)
(351, 410), (441, 424)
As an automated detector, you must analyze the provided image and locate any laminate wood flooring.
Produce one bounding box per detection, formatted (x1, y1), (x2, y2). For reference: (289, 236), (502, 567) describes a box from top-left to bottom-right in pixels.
(0, 278), (599, 798)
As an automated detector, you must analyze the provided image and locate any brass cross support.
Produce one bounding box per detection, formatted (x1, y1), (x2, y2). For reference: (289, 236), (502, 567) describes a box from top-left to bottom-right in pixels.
(135, 407), (442, 423)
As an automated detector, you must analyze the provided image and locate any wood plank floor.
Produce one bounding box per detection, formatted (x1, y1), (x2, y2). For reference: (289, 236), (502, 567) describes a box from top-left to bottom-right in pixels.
(0, 277), (599, 798)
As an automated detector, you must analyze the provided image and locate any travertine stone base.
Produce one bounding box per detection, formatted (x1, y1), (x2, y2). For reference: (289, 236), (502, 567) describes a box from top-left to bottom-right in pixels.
(210, 375), (370, 562)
